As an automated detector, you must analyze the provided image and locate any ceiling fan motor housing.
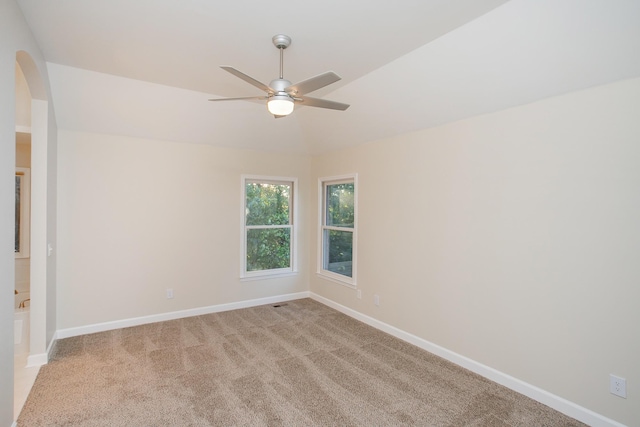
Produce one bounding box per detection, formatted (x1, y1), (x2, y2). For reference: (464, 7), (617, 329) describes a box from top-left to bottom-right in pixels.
(269, 78), (293, 96)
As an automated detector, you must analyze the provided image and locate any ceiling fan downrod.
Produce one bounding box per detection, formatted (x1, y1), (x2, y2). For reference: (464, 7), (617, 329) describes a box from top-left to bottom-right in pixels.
(272, 34), (291, 80)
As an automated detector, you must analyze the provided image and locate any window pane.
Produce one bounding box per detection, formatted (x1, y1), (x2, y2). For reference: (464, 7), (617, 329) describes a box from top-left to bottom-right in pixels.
(15, 176), (20, 253)
(324, 229), (353, 277)
(326, 183), (354, 227)
(246, 182), (290, 226)
(247, 228), (291, 271)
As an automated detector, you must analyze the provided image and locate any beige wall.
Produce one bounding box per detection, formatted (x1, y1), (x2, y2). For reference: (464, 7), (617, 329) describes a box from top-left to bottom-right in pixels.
(57, 130), (311, 329)
(310, 77), (640, 426)
(1, 0), (58, 424)
(15, 61), (31, 129)
(16, 132), (31, 167)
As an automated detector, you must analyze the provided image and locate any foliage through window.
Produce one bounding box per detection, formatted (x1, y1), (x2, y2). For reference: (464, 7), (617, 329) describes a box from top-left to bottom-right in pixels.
(319, 175), (356, 286)
(243, 177), (295, 277)
(15, 175), (21, 252)
(15, 168), (30, 259)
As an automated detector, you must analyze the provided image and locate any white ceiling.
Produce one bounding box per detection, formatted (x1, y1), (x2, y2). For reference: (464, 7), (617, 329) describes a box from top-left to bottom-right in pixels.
(16, 0), (640, 154)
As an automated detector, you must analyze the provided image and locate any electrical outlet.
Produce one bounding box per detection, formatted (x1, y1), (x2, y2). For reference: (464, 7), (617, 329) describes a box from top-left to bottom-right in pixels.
(356, 289), (362, 299)
(166, 288), (174, 299)
(610, 374), (627, 398)
(374, 294), (380, 306)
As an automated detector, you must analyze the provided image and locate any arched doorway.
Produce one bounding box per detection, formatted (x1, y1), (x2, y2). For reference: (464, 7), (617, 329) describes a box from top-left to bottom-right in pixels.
(14, 50), (51, 420)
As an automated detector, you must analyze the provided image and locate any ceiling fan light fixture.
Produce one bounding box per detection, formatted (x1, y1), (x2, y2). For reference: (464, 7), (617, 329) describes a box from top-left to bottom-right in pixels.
(267, 95), (294, 116)
(211, 35), (349, 116)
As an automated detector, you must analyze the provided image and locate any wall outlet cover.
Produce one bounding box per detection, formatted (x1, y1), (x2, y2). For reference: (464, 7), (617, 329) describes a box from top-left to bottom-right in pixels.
(610, 374), (627, 398)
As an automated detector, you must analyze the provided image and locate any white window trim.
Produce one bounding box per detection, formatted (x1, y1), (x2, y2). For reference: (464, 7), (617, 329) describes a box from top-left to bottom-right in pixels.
(15, 168), (30, 259)
(317, 173), (358, 288)
(240, 174), (298, 280)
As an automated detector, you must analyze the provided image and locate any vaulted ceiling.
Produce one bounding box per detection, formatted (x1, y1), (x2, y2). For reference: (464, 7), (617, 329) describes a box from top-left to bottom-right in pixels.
(16, 0), (640, 154)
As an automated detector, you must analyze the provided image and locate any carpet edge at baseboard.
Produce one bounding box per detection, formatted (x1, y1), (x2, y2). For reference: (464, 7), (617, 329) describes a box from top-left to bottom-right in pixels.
(55, 291), (311, 340)
(50, 290), (623, 427)
(309, 292), (626, 427)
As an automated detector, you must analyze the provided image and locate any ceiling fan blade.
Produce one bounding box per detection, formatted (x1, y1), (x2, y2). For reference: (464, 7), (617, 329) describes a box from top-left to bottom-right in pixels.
(286, 71), (341, 96)
(208, 96), (268, 102)
(220, 66), (273, 93)
(296, 96), (350, 111)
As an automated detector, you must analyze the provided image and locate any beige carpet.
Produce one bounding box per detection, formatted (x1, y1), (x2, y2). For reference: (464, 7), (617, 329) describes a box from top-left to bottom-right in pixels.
(18, 299), (586, 426)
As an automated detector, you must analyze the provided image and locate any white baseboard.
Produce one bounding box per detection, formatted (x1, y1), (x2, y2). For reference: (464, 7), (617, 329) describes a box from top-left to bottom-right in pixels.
(50, 290), (623, 426)
(26, 330), (58, 367)
(26, 352), (47, 368)
(310, 292), (625, 427)
(56, 292), (310, 339)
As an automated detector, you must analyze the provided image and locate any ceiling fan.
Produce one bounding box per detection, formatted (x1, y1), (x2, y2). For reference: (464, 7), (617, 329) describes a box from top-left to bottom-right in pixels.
(209, 34), (350, 118)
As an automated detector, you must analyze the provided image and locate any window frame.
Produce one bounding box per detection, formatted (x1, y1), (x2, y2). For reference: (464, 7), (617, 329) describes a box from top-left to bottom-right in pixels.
(241, 175), (298, 280)
(317, 173), (357, 288)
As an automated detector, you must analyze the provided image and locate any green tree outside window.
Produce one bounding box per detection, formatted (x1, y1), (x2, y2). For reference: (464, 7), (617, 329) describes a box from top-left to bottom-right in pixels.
(245, 180), (293, 273)
(323, 181), (355, 278)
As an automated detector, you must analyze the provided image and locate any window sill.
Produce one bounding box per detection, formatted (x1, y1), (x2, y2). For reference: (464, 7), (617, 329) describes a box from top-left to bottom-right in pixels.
(316, 271), (356, 289)
(241, 271), (298, 282)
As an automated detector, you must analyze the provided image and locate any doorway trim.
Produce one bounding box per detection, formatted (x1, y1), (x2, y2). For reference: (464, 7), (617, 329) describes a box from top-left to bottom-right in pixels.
(15, 51), (52, 367)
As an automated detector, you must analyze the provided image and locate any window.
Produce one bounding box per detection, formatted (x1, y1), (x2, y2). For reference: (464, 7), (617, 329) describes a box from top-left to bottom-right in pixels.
(318, 174), (357, 287)
(15, 168), (30, 259)
(242, 176), (296, 278)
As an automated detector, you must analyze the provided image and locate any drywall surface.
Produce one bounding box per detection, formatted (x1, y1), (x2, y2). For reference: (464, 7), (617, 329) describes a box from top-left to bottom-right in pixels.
(15, 61), (31, 129)
(57, 130), (311, 329)
(16, 132), (31, 167)
(1, 0), (57, 424)
(310, 77), (640, 426)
